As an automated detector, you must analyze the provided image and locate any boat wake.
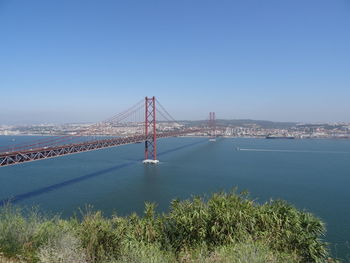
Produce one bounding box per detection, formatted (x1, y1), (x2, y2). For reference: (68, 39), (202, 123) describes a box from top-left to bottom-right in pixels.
(237, 148), (350, 154)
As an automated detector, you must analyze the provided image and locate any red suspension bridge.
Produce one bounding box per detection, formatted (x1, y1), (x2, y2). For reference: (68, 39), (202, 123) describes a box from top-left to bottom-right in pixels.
(0, 97), (218, 167)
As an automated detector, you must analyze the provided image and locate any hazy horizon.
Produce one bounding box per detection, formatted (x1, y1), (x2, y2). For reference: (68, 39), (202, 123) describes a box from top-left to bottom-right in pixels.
(1, 116), (348, 127)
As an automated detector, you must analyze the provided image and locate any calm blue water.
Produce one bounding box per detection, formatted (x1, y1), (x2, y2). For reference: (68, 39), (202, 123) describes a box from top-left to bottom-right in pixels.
(0, 136), (349, 259)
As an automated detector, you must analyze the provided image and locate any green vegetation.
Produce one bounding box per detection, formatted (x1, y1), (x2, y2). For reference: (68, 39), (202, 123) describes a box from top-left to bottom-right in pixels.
(0, 190), (336, 263)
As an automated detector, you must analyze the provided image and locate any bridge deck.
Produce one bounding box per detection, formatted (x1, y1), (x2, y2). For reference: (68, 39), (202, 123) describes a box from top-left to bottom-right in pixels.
(0, 129), (200, 167)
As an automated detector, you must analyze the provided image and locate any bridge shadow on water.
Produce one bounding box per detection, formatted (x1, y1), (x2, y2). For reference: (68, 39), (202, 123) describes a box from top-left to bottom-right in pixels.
(0, 139), (207, 206)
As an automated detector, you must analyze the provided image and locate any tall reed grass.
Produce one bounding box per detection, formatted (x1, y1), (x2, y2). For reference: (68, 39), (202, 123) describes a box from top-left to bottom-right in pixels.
(0, 190), (335, 263)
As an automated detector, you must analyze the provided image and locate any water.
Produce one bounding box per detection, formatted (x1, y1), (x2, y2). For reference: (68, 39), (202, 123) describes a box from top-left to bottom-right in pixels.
(0, 136), (349, 259)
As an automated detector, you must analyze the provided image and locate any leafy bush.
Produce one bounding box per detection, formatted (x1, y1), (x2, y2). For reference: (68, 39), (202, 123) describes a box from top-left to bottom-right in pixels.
(0, 205), (61, 262)
(177, 241), (300, 263)
(162, 190), (328, 262)
(77, 210), (125, 262)
(37, 230), (86, 263)
(110, 241), (175, 263)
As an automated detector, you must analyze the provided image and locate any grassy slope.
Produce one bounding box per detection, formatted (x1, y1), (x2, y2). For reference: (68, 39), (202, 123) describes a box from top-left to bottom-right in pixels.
(0, 190), (336, 263)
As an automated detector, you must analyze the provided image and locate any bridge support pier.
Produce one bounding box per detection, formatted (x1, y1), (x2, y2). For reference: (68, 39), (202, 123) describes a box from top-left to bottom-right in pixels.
(209, 112), (216, 141)
(142, 159), (159, 164)
(143, 96), (159, 164)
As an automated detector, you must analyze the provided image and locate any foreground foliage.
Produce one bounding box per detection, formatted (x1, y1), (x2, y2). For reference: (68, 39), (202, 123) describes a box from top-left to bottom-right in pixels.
(0, 190), (334, 263)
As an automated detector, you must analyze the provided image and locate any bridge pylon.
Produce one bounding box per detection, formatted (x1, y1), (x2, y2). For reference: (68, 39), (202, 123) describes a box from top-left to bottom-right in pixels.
(143, 96), (159, 164)
(209, 112), (216, 141)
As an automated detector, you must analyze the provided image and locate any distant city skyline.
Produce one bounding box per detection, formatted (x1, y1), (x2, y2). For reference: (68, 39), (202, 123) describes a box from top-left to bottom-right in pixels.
(1, 0), (350, 124)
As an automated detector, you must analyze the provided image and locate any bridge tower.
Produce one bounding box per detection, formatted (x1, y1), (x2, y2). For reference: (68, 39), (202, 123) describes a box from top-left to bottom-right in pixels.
(143, 96), (159, 164)
(209, 112), (216, 141)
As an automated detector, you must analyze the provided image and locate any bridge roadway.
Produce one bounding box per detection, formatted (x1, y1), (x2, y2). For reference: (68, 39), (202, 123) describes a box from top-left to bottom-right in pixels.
(0, 129), (202, 167)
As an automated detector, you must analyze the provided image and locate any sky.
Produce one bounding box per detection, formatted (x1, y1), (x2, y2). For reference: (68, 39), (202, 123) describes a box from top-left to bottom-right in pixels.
(0, 0), (350, 124)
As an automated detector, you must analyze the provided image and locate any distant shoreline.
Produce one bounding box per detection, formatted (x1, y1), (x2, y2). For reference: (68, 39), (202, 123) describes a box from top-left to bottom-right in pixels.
(181, 135), (350, 139)
(1, 134), (350, 140)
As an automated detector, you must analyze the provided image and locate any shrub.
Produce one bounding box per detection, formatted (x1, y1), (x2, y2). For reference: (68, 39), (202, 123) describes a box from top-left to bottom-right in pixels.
(110, 241), (175, 263)
(0, 189), (331, 263)
(0, 205), (60, 262)
(162, 197), (210, 250)
(161, 190), (328, 262)
(37, 230), (86, 263)
(77, 210), (124, 263)
(177, 241), (300, 263)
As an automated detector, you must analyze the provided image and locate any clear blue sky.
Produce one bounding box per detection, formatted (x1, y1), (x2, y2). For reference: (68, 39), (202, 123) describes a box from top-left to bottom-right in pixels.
(1, 0), (349, 124)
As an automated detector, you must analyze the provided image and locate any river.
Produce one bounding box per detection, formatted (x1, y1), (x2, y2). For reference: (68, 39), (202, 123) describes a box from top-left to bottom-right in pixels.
(0, 136), (349, 259)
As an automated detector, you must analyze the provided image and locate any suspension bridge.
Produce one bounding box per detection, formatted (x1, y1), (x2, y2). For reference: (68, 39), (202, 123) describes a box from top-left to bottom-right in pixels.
(0, 97), (218, 167)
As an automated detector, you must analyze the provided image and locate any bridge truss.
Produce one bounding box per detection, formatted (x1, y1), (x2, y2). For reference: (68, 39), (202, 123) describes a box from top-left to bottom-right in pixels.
(0, 97), (205, 167)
